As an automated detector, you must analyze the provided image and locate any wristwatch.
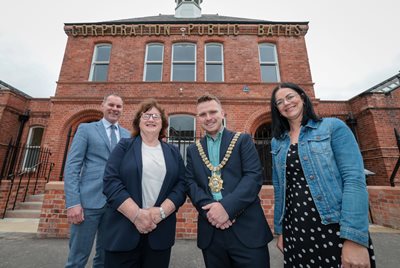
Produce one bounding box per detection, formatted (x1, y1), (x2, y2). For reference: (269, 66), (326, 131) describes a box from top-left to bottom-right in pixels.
(159, 206), (166, 220)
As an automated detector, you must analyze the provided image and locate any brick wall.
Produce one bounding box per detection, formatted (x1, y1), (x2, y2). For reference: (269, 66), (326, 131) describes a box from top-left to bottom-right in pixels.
(37, 183), (400, 238)
(37, 182), (275, 238)
(37, 182), (69, 238)
(368, 186), (400, 229)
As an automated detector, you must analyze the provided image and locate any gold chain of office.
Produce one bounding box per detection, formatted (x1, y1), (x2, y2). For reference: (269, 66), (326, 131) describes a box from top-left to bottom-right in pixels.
(196, 132), (241, 193)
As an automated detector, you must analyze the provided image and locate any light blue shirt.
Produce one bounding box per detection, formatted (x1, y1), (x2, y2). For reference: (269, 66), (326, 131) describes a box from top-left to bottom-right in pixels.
(206, 128), (224, 200)
(102, 118), (120, 142)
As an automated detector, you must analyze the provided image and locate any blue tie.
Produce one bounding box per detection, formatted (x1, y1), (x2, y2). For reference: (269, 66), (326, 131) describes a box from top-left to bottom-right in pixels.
(110, 125), (118, 150)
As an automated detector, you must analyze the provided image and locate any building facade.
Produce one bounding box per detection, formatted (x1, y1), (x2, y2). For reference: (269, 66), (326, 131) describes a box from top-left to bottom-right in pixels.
(1, 0), (399, 236)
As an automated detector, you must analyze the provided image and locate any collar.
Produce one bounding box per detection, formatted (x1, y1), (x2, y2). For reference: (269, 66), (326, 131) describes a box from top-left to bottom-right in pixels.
(206, 127), (225, 141)
(102, 118), (119, 130)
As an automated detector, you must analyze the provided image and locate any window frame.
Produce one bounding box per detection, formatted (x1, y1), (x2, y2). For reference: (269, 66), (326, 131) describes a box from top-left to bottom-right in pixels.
(258, 43), (280, 83)
(171, 43), (197, 82)
(205, 43), (224, 82)
(143, 43), (164, 82)
(22, 126), (44, 171)
(89, 43), (112, 82)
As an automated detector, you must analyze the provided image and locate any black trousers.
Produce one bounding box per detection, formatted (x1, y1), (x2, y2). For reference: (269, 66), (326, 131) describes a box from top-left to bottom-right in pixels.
(202, 228), (270, 268)
(104, 235), (171, 268)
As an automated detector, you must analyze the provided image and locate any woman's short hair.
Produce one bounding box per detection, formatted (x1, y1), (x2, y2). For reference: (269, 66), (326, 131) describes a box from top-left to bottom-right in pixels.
(131, 99), (168, 139)
(270, 82), (320, 139)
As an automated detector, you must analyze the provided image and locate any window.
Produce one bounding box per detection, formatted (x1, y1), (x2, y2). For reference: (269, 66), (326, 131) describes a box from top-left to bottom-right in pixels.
(258, 43), (280, 82)
(144, 43), (164, 81)
(205, 43), (224, 82)
(89, 44), (111, 81)
(22, 127), (44, 170)
(168, 115), (196, 162)
(172, 43), (196, 81)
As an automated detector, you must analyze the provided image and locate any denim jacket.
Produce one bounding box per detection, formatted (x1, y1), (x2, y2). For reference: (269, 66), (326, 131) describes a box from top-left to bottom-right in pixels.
(271, 118), (369, 247)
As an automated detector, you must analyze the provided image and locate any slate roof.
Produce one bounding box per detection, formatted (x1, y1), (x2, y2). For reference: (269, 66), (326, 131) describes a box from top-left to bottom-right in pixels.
(65, 14), (308, 25)
(0, 80), (32, 99)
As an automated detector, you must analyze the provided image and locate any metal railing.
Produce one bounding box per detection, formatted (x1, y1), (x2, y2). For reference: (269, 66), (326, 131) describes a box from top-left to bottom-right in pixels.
(1, 142), (54, 219)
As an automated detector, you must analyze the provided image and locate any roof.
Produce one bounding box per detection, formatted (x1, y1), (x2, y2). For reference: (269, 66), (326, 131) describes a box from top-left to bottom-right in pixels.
(360, 72), (400, 96)
(65, 14), (308, 26)
(0, 80), (32, 99)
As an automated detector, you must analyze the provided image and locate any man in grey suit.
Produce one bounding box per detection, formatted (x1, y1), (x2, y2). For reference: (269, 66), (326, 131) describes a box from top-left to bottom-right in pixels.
(64, 94), (131, 268)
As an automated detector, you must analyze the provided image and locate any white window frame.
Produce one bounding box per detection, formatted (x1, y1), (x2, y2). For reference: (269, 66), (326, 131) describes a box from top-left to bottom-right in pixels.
(258, 43), (280, 83)
(205, 43), (224, 82)
(22, 126), (44, 171)
(89, 43), (112, 81)
(143, 43), (164, 82)
(171, 43), (197, 81)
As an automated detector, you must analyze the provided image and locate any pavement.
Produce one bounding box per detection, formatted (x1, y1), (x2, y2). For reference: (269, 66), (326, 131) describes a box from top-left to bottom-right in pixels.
(0, 219), (400, 268)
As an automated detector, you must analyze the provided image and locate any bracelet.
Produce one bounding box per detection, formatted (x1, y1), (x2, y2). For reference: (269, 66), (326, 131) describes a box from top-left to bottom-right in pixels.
(133, 208), (141, 223)
(159, 206), (166, 220)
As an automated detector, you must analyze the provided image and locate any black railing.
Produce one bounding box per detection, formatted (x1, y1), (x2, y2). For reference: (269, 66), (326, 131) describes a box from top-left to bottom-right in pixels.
(1, 142), (53, 219)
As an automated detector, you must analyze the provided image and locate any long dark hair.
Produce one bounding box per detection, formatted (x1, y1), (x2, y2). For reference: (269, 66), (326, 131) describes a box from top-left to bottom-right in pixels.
(270, 82), (320, 139)
(131, 99), (168, 139)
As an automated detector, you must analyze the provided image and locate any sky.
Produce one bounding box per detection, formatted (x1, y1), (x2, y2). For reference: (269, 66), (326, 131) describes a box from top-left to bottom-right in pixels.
(1, 0), (399, 100)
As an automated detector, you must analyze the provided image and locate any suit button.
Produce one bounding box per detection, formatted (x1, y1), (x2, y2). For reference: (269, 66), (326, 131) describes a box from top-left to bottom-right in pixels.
(316, 195), (322, 201)
(309, 175), (315, 180)
(303, 156), (308, 161)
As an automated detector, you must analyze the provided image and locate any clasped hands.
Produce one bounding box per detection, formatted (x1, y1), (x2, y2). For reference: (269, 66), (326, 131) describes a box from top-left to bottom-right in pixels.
(202, 202), (234, 230)
(132, 207), (163, 234)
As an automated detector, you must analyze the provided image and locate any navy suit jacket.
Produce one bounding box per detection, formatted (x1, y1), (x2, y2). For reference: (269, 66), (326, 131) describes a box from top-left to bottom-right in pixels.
(64, 120), (130, 209)
(102, 136), (187, 251)
(186, 129), (273, 249)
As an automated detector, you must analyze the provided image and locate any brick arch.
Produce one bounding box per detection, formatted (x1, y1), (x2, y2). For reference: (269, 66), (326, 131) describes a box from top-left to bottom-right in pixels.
(61, 109), (103, 134)
(244, 110), (271, 135)
(53, 109), (103, 180)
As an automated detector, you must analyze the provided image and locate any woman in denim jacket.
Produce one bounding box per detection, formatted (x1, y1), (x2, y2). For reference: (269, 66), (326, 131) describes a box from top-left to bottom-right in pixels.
(271, 82), (375, 268)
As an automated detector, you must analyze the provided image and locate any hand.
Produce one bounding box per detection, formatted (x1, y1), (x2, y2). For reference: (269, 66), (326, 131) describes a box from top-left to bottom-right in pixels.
(67, 205), (84, 225)
(202, 202), (229, 228)
(341, 240), (370, 268)
(134, 209), (157, 234)
(218, 219), (235, 230)
(147, 207), (162, 224)
(276, 234), (284, 253)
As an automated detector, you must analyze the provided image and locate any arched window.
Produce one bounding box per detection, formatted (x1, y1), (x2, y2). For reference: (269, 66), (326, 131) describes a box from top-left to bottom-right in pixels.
(168, 115), (196, 162)
(254, 123), (272, 185)
(22, 126), (44, 170)
(89, 43), (112, 81)
(258, 43), (280, 83)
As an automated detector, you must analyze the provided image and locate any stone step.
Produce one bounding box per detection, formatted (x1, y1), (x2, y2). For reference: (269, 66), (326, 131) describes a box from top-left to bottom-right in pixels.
(25, 194), (44, 202)
(5, 209), (41, 219)
(18, 202), (43, 210)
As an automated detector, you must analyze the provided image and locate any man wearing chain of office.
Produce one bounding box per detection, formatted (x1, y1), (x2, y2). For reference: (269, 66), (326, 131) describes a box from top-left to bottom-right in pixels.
(185, 94), (273, 268)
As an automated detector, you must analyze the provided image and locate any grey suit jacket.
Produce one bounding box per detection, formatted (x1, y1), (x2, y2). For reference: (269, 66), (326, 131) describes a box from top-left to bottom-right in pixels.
(64, 119), (130, 209)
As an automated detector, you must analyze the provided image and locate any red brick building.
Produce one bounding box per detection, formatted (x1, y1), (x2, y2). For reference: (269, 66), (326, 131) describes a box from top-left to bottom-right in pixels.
(1, 0), (399, 237)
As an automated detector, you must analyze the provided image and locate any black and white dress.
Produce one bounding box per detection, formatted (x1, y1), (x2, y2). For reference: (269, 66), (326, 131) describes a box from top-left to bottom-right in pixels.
(282, 143), (375, 268)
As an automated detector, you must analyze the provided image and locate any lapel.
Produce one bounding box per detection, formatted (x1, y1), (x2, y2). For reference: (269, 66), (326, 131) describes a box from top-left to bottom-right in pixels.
(133, 136), (143, 204)
(95, 120), (112, 152)
(119, 127), (130, 139)
(199, 136), (211, 176)
(219, 129), (234, 162)
(155, 142), (173, 205)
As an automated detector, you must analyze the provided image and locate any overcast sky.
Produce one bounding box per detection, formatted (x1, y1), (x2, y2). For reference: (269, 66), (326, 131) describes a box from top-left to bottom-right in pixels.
(1, 0), (399, 100)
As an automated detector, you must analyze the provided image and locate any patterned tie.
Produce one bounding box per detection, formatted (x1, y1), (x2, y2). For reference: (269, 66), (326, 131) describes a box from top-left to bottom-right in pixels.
(110, 125), (118, 150)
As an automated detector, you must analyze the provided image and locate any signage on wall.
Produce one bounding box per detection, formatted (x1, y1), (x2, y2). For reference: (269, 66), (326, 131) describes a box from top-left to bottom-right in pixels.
(65, 24), (307, 37)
